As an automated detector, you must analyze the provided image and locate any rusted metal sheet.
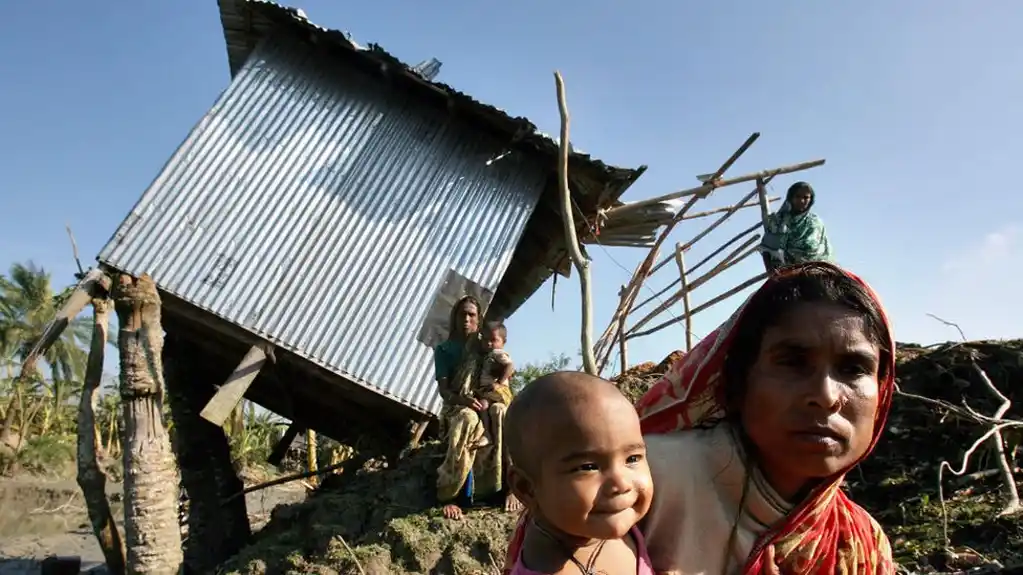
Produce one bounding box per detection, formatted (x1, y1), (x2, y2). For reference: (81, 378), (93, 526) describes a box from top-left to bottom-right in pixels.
(98, 32), (545, 415)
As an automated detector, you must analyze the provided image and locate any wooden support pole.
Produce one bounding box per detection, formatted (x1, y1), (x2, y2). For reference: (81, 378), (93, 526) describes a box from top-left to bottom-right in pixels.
(200, 344), (269, 427)
(617, 286), (629, 374)
(674, 245), (694, 352)
(306, 429), (319, 487)
(555, 70), (597, 375)
(756, 177), (771, 226)
(628, 272), (769, 341)
(604, 158), (825, 220)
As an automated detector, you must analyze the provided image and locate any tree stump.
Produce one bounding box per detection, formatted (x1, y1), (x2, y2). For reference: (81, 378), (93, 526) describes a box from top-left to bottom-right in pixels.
(113, 273), (184, 574)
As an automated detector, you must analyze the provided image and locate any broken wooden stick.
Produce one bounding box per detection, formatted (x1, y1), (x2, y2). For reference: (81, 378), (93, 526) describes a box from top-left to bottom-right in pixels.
(554, 70), (597, 375)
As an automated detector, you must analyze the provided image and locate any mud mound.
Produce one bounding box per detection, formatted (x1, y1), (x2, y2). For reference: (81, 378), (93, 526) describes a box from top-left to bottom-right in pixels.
(613, 350), (683, 403)
(851, 340), (1023, 572)
(221, 442), (516, 575)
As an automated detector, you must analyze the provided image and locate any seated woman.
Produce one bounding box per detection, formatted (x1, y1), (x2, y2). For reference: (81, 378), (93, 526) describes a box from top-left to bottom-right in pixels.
(503, 262), (896, 573)
(433, 296), (517, 520)
(638, 262), (896, 573)
(760, 181), (834, 272)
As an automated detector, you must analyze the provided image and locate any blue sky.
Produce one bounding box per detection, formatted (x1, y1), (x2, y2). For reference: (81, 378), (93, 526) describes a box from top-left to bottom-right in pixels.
(1, 1), (1021, 379)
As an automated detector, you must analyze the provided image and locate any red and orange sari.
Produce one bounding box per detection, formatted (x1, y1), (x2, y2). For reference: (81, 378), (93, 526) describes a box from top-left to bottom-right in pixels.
(504, 263), (896, 574)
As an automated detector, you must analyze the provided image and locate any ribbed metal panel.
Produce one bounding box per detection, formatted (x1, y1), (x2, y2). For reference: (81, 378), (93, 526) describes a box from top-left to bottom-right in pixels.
(98, 32), (545, 415)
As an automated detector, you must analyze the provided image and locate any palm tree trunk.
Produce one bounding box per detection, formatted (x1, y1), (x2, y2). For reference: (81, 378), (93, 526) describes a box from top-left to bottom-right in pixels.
(77, 293), (126, 574)
(112, 274), (183, 574)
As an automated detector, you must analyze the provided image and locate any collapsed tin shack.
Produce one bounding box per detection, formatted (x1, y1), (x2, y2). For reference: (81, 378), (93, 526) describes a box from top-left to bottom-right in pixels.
(96, 0), (646, 442)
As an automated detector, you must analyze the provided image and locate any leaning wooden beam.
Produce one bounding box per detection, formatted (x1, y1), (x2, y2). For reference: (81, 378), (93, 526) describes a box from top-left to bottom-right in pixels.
(628, 272), (769, 341)
(554, 70), (597, 375)
(604, 158), (825, 220)
(630, 223), (760, 314)
(674, 245), (694, 352)
(76, 276), (126, 575)
(680, 196), (779, 221)
(200, 344), (270, 427)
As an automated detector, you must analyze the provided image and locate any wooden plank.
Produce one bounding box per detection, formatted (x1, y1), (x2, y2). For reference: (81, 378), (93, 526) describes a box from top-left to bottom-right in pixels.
(200, 345), (268, 426)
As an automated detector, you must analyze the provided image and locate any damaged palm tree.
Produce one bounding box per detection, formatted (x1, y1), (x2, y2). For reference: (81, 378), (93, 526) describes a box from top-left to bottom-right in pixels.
(77, 272), (126, 575)
(113, 273), (183, 574)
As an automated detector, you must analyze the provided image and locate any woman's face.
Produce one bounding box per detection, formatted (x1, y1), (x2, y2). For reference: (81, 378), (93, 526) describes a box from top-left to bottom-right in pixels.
(456, 301), (479, 336)
(789, 189), (813, 213)
(739, 302), (881, 500)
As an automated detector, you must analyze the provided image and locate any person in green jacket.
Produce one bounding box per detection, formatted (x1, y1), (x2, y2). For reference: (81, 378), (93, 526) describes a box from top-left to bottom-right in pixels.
(760, 181), (834, 272)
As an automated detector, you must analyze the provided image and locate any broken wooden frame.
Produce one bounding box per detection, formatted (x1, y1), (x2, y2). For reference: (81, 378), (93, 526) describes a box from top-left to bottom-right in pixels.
(592, 133), (825, 374)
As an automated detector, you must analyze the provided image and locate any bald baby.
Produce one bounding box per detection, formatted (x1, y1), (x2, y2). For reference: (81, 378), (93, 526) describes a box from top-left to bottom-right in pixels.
(504, 370), (653, 553)
(505, 371), (643, 478)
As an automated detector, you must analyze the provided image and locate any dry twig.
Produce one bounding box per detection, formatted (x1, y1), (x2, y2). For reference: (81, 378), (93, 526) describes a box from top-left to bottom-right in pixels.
(922, 314), (1022, 548)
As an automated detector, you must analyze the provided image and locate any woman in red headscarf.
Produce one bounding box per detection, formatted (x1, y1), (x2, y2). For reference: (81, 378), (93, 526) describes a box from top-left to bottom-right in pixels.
(504, 262), (896, 574)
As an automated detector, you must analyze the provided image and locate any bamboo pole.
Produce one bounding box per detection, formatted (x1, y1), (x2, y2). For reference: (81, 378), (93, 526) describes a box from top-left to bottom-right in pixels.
(604, 158), (825, 220)
(628, 272), (769, 341)
(554, 71), (597, 375)
(674, 244), (694, 352)
(756, 177), (771, 226)
(595, 245), (656, 374)
(617, 286), (629, 374)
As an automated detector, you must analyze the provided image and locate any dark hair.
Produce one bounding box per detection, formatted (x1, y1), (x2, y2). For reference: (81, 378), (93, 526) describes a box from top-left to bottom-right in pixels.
(787, 181), (814, 199)
(483, 319), (507, 341)
(721, 262), (891, 413)
(448, 295), (481, 340)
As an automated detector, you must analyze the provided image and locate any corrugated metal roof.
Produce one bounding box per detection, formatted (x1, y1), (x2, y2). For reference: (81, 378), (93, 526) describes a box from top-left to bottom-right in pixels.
(98, 32), (545, 416)
(215, 0), (645, 211)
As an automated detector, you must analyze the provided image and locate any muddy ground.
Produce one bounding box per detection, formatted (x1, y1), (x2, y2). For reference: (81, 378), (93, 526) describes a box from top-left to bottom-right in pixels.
(0, 476), (306, 574)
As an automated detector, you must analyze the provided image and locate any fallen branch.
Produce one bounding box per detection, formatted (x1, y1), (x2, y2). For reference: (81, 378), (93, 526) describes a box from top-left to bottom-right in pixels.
(924, 314), (1022, 550)
(554, 70), (597, 375)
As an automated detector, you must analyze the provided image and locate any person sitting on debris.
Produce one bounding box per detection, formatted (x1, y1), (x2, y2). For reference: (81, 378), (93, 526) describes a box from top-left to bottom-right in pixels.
(502, 372), (655, 575)
(433, 296), (519, 520)
(759, 181), (834, 272)
(632, 262), (896, 574)
(471, 320), (515, 449)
